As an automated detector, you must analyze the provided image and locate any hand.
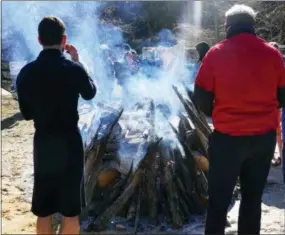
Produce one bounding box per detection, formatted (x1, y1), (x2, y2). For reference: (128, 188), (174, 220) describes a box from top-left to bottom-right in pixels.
(65, 44), (79, 62)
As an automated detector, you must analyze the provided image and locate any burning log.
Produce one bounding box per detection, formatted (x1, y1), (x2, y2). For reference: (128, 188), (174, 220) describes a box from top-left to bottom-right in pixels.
(81, 97), (212, 232)
(173, 85), (211, 157)
(84, 109), (124, 208)
(91, 139), (162, 231)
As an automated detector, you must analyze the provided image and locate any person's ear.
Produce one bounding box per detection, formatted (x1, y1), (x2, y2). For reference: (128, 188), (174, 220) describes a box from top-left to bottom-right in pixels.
(62, 34), (67, 45)
(38, 36), (43, 46)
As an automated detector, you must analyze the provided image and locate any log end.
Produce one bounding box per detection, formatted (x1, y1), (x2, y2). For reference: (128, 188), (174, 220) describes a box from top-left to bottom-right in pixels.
(97, 168), (120, 188)
(194, 153), (209, 172)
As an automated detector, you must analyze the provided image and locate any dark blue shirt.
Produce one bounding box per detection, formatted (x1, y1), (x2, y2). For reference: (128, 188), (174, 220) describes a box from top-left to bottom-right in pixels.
(16, 49), (96, 133)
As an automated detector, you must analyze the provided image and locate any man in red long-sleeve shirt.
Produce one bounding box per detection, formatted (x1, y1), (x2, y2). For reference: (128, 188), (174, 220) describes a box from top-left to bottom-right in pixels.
(193, 4), (285, 235)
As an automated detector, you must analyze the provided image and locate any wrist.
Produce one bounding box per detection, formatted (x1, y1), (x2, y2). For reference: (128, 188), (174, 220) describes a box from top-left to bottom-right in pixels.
(71, 56), (79, 62)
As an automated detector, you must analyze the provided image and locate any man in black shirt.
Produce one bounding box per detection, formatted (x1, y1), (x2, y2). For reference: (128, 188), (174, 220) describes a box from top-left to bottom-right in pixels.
(16, 16), (96, 234)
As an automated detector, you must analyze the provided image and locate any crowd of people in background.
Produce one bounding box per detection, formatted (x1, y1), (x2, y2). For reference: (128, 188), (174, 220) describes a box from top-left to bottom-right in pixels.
(97, 40), (213, 92)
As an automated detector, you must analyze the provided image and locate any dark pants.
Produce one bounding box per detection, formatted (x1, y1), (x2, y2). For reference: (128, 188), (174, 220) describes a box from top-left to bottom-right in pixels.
(282, 142), (285, 183)
(32, 129), (84, 217)
(205, 130), (276, 235)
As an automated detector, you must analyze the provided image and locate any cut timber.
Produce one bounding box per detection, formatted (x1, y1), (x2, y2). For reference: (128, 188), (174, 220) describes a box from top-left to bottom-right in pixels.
(91, 139), (162, 232)
(81, 98), (211, 232)
(193, 151), (209, 172)
(173, 85), (211, 157)
(84, 109), (124, 207)
(97, 168), (120, 188)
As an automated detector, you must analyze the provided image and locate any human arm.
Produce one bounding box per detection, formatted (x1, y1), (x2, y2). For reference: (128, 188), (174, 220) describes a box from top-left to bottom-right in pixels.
(16, 66), (33, 120)
(192, 53), (215, 117)
(74, 63), (97, 100)
(65, 44), (97, 100)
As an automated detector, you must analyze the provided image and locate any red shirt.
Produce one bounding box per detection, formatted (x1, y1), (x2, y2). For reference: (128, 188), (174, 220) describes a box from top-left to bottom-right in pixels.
(195, 33), (285, 136)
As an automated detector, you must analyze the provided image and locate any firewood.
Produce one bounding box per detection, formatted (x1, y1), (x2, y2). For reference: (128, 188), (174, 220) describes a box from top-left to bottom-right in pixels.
(193, 151), (209, 172)
(145, 167), (158, 224)
(163, 164), (184, 228)
(84, 123), (103, 182)
(97, 168), (120, 188)
(133, 182), (142, 234)
(84, 109), (124, 207)
(92, 139), (161, 230)
(92, 168), (143, 231)
(172, 85), (211, 146)
(81, 96), (213, 232)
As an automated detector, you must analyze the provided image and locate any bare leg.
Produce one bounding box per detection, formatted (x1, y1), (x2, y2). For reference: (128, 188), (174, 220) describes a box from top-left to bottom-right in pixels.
(60, 216), (80, 234)
(276, 123), (282, 159)
(37, 216), (53, 234)
(272, 113), (282, 165)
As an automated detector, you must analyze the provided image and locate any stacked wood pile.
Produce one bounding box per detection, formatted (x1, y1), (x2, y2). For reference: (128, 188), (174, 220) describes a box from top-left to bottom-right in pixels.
(81, 87), (211, 232)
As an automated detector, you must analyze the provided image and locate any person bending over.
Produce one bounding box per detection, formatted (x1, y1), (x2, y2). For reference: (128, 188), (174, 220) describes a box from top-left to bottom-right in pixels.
(16, 16), (96, 234)
(193, 4), (285, 235)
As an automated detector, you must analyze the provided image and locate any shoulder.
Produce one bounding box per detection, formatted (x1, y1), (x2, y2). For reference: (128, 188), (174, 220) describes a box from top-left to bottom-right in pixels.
(207, 39), (228, 56)
(18, 61), (37, 75)
(262, 40), (283, 58)
(16, 61), (37, 85)
(63, 59), (84, 70)
(201, 42), (224, 63)
(63, 59), (89, 75)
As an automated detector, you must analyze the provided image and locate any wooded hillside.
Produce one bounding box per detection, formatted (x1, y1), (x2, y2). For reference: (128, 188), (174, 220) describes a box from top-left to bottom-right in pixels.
(99, 1), (285, 49)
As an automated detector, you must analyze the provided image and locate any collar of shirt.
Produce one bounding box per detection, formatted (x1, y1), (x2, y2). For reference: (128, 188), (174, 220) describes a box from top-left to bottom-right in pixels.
(38, 49), (65, 60)
(226, 24), (256, 39)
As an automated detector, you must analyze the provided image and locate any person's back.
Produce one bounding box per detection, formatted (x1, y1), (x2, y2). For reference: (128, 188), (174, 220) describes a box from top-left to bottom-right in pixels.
(193, 4), (285, 235)
(16, 16), (96, 235)
(19, 50), (95, 133)
(196, 34), (284, 135)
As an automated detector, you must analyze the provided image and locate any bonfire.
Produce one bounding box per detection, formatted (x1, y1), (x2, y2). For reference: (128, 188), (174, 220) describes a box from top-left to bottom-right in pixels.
(80, 86), (211, 232)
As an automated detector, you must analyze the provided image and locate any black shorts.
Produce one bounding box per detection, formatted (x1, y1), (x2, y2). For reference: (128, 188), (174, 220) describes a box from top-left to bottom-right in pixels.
(32, 130), (84, 217)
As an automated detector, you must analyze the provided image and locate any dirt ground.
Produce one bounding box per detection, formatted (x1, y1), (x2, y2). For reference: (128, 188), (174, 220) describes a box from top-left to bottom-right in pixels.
(2, 90), (35, 234)
(1, 89), (285, 234)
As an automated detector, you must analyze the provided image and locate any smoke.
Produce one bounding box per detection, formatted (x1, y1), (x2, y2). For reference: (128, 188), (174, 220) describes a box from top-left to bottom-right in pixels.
(2, 1), (196, 145)
(2, 1), (123, 99)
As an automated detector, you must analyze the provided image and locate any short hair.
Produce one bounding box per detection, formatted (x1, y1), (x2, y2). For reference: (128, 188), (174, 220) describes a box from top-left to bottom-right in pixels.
(195, 42), (210, 52)
(225, 4), (257, 27)
(38, 16), (66, 46)
(195, 42), (210, 61)
(122, 43), (131, 52)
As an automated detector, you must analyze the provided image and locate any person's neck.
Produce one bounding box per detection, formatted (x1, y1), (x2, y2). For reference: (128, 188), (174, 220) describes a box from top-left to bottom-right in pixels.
(42, 45), (62, 51)
(226, 24), (256, 38)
